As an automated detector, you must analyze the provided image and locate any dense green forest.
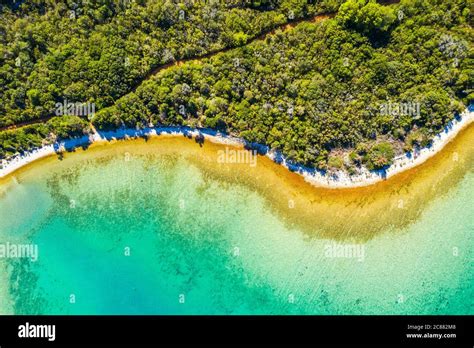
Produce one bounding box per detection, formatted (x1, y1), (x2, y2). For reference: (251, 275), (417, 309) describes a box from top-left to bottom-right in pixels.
(1, 0), (473, 173)
(0, 0), (340, 128)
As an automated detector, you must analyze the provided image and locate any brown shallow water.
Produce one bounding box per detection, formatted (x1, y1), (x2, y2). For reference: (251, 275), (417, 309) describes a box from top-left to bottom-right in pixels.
(1, 123), (473, 242)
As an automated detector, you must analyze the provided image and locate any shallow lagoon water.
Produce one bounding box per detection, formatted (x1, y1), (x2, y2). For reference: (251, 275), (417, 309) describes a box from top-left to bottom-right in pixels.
(0, 128), (473, 314)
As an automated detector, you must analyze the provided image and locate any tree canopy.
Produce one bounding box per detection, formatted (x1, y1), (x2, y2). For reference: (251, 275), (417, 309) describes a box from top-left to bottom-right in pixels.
(0, 0), (472, 174)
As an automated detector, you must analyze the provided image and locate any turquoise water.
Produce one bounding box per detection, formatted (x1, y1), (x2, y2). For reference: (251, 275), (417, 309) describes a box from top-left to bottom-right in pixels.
(0, 149), (472, 314)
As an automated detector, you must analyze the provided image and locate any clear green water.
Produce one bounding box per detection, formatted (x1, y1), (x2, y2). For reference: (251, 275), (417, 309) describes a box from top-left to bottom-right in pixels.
(0, 150), (472, 314)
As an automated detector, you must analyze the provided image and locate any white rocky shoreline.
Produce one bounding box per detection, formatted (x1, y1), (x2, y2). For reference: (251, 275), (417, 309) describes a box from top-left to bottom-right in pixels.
(0, 107), (473, 188)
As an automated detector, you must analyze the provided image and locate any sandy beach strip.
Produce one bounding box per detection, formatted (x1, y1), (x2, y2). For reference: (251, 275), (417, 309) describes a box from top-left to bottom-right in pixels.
(1, 108), (473, 188)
